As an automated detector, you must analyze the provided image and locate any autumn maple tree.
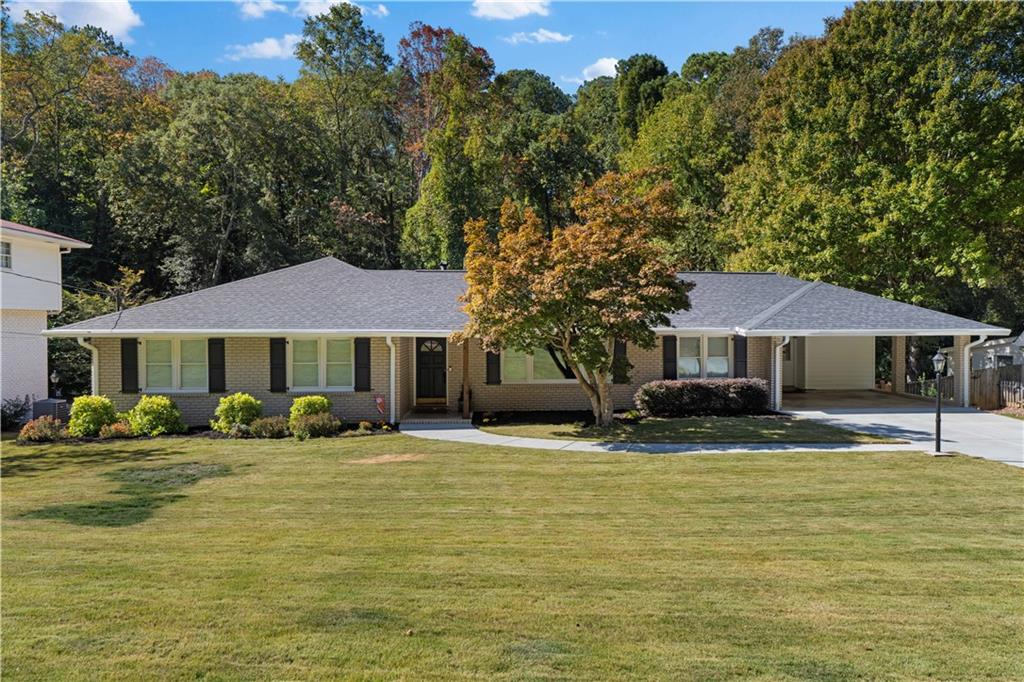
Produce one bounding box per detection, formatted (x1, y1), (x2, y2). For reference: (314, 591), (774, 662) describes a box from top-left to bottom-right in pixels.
(458, 170), (692, 426)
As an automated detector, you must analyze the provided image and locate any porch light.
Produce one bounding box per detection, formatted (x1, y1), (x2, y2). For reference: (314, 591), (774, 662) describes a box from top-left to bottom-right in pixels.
(931, 351), (946, 375)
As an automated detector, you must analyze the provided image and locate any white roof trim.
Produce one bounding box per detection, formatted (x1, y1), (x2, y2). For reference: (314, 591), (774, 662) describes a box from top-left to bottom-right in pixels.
(46, 328), (459, 338)
(737, 327), (1011, 337)
(0, 226), (91, 249)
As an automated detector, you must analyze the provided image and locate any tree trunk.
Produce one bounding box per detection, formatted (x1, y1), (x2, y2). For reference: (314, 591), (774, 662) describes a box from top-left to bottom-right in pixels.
(592, 373), (614, 426)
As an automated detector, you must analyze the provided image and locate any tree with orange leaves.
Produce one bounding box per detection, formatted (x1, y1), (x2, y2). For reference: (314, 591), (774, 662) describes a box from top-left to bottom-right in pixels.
(458, 170), (692, 425)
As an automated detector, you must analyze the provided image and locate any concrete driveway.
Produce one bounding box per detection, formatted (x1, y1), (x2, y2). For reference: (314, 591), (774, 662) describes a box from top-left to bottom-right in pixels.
(788, 405), (1024, 467)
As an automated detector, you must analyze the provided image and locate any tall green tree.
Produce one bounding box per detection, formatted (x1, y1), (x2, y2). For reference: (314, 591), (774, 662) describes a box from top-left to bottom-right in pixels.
(615, 54), (669, 147)
(570, 76), (620, 172)
(725, 2), (1024, 330)
(401, 33), (494, 268)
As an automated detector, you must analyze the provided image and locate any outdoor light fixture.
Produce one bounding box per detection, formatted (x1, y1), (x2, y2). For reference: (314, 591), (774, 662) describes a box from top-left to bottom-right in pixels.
(932, 351), (947, 454)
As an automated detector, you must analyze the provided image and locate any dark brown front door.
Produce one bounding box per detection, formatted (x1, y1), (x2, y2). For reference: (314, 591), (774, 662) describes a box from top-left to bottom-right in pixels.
(416, 337), (447, 402)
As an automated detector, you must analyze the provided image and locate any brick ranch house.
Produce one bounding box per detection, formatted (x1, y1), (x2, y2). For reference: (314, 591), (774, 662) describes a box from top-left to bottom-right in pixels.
(46, 257), (1009, 426)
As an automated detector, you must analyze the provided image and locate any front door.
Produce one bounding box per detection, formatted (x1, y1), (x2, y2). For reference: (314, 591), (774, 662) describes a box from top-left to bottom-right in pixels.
(416, 337), (447, 403)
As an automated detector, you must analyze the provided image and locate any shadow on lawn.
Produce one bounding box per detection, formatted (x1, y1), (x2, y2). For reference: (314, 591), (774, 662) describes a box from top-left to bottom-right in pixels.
(1, 442), (177, 478)
(22, 462), (231, 527)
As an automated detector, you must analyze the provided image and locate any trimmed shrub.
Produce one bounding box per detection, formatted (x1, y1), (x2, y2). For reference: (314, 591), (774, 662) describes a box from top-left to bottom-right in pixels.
(289, 395), (332, 428)
(210, 392), (263, 434)
(67, 395), (119, 437)
(291, 413), (340, 440)
(124, 395), (187, 436)
(250, 416), (290, 439)
(228, 423), (252, 439)
(358, 420), (374, 432)
(634, 378), (770, 418)
(99, 421), (134, 439)
(17, 416), (67, 443)
(2, 396), (32, 431)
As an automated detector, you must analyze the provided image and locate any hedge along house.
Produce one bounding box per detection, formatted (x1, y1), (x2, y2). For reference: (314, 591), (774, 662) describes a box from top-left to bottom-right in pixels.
(46, 257), (1009, 426)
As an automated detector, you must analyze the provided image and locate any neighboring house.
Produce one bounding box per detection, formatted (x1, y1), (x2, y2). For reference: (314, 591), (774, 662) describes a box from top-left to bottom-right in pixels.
(966, 333), (1023, 370)
(1, 219), (91, 409)
(46, 257), (1009, 426)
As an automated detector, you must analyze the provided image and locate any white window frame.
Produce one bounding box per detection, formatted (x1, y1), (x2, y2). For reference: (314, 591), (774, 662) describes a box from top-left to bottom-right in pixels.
(677, 335), (734, 379)
(501, 347), (577, 384)
(286, 336), (356, 393)
(140, 337), (209, 393)
(0, 241), (11, 269)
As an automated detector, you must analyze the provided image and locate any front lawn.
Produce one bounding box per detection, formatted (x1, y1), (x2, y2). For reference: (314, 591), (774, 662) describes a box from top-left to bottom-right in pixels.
(482, 415), (899, 444)
(2, 437), (1021, 679)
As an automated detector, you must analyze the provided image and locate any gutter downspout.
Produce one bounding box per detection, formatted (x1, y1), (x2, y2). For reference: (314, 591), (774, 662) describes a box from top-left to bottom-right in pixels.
(962, 335), (987, 407)
(773, 336), (791, 411)
(386, 335), (396, 424)
(77, 337), (99, 395)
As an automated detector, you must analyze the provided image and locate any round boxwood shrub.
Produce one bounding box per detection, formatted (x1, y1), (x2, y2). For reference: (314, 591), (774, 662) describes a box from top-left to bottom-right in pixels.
(289, 395), (332, 428)
(67, 395), (119, 437)
(291, 413), (340, 440)
(250, 416), (290, 439)
(125, 395), (187, 436)
(210, 392), (263, 434)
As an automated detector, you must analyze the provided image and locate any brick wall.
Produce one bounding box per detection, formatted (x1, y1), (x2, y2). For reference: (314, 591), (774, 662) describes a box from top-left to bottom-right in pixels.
(93, 337), (393, 426)
(91, 333), (779, 424)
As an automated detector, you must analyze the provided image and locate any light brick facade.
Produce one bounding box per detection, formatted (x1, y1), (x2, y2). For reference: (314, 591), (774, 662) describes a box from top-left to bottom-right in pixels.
(93, 337), (393, 426)
(88, 333), (776, 425)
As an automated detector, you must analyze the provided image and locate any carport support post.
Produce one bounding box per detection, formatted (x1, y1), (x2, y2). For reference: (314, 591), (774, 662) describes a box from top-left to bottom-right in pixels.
(772, 336), (790, 411)
(891, 336), (907, 394)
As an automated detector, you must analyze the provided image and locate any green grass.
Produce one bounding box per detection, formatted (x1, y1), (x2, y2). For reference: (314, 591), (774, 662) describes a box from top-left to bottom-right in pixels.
(482, 416), (899, 444)
(3, 436), (1022, 680)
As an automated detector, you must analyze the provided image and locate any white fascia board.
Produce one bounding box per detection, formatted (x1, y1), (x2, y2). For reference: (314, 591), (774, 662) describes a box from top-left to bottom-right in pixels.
(652, 327), (736, 335)
(45, 328), (460, 338)
(737, 327), (1012, 337)
(1, 229), (91, 250)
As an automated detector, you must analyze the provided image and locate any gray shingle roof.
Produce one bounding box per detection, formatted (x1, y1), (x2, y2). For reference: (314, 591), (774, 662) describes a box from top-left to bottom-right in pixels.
(48, 257), (1009, 337)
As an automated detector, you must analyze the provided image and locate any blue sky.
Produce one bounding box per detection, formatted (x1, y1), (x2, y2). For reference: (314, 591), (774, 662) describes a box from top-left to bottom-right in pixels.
(10, 1), (850, 91)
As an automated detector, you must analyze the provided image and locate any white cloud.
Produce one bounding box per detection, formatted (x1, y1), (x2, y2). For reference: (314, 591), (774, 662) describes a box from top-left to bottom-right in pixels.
(561, 57), (619, 88)
(224, 33), (301, 61)
(8, 0), (142, 42)
(502, 27), (571, 45)
(471, 0), (549, 21)
(582, 57), (618, 80)
(293, 0), (387, 18)
(235, 0), (286, 19)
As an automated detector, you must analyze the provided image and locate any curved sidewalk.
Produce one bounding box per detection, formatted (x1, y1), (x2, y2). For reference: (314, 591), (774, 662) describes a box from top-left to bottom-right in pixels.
(400, 423), (927, 456)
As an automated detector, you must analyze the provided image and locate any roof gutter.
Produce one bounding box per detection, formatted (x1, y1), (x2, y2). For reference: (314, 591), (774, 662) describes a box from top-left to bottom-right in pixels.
(961, 335), (987, 406)
(45, 328), (461, 338)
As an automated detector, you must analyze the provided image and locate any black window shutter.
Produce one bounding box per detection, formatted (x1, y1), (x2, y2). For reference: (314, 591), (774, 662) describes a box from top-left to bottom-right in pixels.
(269, 338), (287, 392)
(612, 340), (629, 384)
(486, 351), (501, 384)
(662, 336), (677, 380)
(208, 338), (226, 392)
(733, 336), (747, 378)
(354, 338), (371, 391)
(120, 338), (139, 393)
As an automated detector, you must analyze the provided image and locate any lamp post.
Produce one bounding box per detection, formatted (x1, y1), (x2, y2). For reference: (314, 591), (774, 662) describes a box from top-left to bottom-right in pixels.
(932, 351), (947, 453)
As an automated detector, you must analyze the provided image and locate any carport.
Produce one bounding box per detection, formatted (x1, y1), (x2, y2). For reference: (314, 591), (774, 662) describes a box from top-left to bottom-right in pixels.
(732, 280), (1011, 411)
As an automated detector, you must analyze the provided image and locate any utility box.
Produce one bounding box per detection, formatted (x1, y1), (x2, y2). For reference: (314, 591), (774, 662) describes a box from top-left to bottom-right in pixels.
(32, 398), (69, 422)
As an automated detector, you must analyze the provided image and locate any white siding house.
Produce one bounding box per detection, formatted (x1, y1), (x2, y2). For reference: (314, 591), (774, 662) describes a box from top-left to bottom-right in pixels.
(1, 220), (90, 409)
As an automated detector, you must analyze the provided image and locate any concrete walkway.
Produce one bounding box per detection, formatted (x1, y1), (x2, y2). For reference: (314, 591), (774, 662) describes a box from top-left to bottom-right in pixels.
(400, 423), (928, 457)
